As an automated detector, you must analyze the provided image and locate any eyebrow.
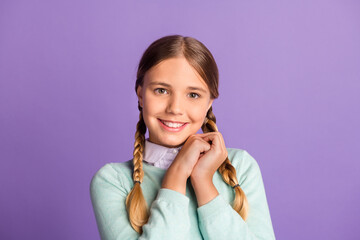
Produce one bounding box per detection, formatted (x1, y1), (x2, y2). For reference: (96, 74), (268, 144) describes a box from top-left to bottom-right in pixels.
(148, 81), (207, 93)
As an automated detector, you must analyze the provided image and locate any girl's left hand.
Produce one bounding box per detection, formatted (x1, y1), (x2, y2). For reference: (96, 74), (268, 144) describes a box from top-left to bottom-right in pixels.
(190, 131), (228, 181)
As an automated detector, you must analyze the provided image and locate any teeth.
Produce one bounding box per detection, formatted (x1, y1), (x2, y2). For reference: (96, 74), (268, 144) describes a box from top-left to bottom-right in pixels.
(162, 120), (185, 128)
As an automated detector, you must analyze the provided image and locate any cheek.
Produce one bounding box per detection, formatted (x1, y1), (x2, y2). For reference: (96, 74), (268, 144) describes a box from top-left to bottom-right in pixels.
(143, 96), (166, 115)
(143, 92), (159, 110)
(187, 104), (208, 122)
(142, 98), (168, 126)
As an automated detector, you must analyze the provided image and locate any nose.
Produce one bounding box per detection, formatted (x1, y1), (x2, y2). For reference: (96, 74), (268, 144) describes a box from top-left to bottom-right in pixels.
(165, 93), (184, 115)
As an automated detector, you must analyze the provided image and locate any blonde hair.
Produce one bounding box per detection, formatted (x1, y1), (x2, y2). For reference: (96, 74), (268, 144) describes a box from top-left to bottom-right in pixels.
(126, 35), (249, 234)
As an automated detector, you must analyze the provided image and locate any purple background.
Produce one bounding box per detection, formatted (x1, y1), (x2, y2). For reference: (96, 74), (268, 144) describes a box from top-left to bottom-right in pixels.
(1, 0), (359, 239)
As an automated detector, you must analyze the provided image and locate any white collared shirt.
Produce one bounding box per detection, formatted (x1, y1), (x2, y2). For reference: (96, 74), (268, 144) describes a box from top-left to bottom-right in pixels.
(143, 138), (183, 170)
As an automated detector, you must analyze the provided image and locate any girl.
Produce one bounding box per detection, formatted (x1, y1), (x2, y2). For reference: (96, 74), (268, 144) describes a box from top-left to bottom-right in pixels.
(90, 35), (276, 240)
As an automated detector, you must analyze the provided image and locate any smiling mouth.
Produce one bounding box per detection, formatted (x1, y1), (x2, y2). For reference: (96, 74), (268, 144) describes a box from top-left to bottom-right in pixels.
(158, 119), (187, 128)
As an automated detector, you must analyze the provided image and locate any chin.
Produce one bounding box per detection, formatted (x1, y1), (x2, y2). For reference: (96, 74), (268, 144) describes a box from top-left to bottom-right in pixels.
(153, 135), (187, 148)
(163, 138), (186, 148)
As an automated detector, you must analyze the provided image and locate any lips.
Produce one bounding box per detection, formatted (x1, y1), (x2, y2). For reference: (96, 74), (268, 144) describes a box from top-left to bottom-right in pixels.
(158, 119), (187, 124)
(158, 119), (188, 131)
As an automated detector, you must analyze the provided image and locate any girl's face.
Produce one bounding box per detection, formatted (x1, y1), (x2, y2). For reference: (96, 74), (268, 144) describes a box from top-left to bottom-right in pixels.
(136, 57), (214, 148)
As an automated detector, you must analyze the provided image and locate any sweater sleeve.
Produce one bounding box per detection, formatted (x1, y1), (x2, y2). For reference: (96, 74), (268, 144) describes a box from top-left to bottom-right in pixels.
(196, 150), (276, 240)
(90, 163), (191, 240)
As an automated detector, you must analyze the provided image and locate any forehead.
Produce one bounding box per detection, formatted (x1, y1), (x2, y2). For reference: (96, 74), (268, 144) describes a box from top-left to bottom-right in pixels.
(144, 57), (208, 89)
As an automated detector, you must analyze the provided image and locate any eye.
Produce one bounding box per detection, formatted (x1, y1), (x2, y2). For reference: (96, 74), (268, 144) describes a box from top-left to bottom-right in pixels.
(188, 92), (200, 99)
(154, 88), (168, 94)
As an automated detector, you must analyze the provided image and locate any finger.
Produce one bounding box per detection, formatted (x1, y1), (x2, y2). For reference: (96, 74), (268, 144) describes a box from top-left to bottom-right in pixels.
(194, 137), (212, 153)
(195, 132), (215, 137)
(217, 132), (226, 152)
(202, 132), (227, 156)
(201, 133), (221, 149)
(192, 133), (215, 145)
(196, 132), (227, 153)
(213, 132), (226, 153)
(197, 132), (224, 146)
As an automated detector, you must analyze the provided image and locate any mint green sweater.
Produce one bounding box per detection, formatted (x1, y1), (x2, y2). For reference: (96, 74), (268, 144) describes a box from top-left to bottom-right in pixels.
(90, 148), (276, 239)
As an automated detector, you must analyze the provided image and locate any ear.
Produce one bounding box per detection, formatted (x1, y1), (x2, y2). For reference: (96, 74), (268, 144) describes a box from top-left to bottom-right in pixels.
(207, 99), (214, 112)
(136, 85), (143, 108)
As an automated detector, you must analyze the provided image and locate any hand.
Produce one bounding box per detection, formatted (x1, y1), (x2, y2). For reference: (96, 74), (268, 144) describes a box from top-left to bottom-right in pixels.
(162, 134), (212, 195)
(169, 134), (213, 178)
(190, 132), (228, 181)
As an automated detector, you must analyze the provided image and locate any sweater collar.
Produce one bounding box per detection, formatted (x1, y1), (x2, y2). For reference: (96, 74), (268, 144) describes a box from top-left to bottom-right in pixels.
(143, 138), (183, 170)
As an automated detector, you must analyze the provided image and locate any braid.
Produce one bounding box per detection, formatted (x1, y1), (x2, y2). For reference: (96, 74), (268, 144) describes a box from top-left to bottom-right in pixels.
(201, 106), (218, 132)
(125, 108), (149, 233)
(201, 106), (249, 221)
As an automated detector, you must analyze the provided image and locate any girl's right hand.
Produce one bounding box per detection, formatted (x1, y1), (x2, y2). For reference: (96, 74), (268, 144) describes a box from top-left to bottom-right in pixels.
(170, 134), (212, 178)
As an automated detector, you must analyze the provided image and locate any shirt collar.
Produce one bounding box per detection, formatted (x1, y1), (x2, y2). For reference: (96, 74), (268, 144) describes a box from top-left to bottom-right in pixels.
(143, 138), (183, 170)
